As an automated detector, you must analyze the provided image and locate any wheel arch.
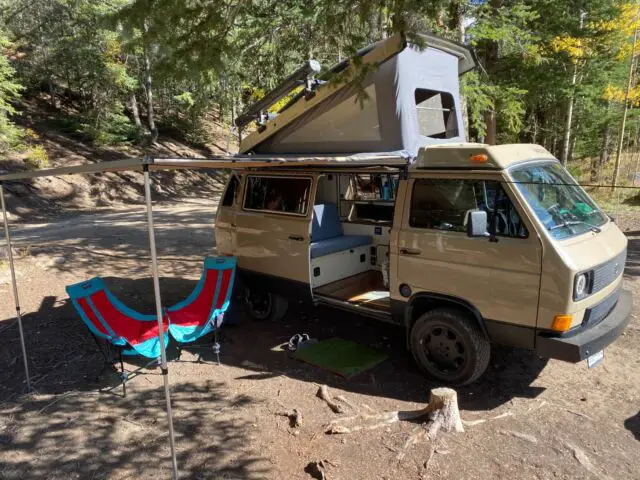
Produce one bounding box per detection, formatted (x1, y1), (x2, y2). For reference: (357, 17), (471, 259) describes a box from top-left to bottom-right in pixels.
(404, 292), (489, 347)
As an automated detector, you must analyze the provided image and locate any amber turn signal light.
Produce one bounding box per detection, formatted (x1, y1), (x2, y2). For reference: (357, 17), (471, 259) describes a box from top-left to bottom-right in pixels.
(551, 314), (573, 332)
(469, 153), (488, 163)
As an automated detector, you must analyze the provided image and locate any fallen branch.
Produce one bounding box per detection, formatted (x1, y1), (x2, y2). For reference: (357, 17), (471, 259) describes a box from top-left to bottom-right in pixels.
(317, 385), (346, 414)
(498, 429), (538, 444)
(566, 409), (593, 421)
(277, 408), (302, 428)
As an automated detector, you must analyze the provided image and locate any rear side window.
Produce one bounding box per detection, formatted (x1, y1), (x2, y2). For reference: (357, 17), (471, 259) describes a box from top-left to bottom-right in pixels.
(410, 179), (527, 238)
(244, 176), (311, 215)
(222, 175), (240, 206)
(415, 89), (458, 139)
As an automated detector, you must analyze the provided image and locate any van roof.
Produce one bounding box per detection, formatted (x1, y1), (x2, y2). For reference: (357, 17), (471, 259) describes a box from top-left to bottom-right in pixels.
(414, 143), (558, 170)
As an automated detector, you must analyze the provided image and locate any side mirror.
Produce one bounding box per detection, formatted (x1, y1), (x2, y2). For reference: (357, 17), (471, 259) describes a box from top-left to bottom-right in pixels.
(467, 210), (490, 238)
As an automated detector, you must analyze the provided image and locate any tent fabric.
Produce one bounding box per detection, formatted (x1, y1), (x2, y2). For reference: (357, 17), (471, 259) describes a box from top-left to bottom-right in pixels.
(253, 43), (467, 157)
(167, 256), (236, 343)
(66, 277), (170, 358)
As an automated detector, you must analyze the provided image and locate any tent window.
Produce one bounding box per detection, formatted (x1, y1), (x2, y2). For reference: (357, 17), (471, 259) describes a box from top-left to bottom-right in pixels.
(415, 89), (458, 139)
(243, 176), (311, 215)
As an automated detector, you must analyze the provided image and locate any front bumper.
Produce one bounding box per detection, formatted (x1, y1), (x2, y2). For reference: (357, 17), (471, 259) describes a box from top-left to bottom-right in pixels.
(535, 289), (633, 362)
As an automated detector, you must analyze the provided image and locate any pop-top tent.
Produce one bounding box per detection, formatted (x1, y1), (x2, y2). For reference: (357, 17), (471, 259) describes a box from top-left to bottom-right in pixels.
(238, 33), (477, 157)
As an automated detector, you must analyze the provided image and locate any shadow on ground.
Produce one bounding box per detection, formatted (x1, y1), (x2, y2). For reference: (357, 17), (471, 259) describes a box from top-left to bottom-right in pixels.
(0, 380), (268, 479)
(0, 275), (548, 411)
(624, 411), (640, 441)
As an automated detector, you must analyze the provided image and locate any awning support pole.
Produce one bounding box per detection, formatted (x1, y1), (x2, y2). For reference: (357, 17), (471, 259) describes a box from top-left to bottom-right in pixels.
(143, 167), (179, 479)
(0, 183), (31, 392)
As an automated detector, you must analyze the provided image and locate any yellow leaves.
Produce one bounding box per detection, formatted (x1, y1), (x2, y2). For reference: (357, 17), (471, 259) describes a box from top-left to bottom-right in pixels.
(619, 3), (640, 37)
(25, 128), (39, 140)
(603, 83), (640, 106)
(551, 4), (640, 63)
(245, 85), (303, 114)
(104, 35), (122, 59)
(551, 36), (589, 62)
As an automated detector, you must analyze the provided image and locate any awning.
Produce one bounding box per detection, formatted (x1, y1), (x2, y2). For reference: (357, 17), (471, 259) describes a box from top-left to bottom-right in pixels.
(0, 153), (409, 182)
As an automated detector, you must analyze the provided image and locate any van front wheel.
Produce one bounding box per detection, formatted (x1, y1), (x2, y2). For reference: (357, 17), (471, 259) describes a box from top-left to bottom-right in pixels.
(410, 308), (490, 385)
(242, 288), (288, 322)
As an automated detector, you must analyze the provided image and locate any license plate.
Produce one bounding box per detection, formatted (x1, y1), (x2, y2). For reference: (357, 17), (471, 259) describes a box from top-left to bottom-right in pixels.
(587, 350), (604, 369)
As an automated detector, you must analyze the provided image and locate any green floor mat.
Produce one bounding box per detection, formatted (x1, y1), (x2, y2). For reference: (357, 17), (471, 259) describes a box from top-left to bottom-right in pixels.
(293, 338), (388, 378)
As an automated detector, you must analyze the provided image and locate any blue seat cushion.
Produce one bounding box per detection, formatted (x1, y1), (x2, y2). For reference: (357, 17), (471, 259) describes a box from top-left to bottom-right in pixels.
(310, 235), (372, 259)
(312, 204), (343, 242)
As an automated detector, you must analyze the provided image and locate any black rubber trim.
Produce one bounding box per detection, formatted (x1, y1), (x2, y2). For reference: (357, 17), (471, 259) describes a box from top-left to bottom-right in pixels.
(535, 289), (633, 362)
(484, 318), (536, 349)
(161, 367), (168, 375)
(415, 166), (501, 171)
(404, 292), (488, 347)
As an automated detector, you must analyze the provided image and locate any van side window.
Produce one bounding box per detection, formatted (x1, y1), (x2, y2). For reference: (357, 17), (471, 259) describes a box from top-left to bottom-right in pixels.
(244, 176), (311, 215)
(222, 175), (240, 207)
(410, 179), (527, 238)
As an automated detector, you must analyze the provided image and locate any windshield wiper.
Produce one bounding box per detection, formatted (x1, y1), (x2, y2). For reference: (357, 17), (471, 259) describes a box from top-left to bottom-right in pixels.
(548, 220), (601, 234)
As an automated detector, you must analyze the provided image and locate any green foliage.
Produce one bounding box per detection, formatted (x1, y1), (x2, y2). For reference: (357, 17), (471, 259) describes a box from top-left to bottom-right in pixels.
(0, 31), (25, 153)
(24, 144), (49, 169)
(0, 0), (637, 167)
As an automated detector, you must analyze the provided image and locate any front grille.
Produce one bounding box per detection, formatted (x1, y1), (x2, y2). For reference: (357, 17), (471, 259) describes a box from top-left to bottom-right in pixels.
(592, 249), (626, 295)
(583, 286), (620, 328)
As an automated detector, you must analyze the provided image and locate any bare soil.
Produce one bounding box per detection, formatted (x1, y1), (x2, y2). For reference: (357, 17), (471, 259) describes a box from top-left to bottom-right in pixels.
(1, 97), (234, 223)
(0, 202), (639, 480)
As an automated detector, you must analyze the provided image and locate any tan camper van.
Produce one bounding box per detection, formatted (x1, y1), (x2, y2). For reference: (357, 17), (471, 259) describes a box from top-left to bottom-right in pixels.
(215, 143), (631, 384)
(213, 33), (631, 384)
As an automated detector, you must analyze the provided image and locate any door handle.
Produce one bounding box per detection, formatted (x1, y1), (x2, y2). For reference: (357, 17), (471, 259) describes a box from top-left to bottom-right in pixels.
(400, 247), (422, 255)
(289, 235), (305, 241)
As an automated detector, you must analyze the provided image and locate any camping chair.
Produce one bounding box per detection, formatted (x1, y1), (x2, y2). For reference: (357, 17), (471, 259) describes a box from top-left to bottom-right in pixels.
(66, 278), (170, 396)
(166, 256), (237, 364)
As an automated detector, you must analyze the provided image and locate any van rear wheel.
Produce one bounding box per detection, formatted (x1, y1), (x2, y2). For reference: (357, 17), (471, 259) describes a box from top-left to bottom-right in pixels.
(410, 308), (490, 385)
(242, 287), (288, 322)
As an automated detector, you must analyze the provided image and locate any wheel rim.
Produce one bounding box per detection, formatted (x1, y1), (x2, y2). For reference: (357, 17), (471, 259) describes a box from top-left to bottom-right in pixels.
(244, 289), (272, 320)
(421, 323), (468, 376)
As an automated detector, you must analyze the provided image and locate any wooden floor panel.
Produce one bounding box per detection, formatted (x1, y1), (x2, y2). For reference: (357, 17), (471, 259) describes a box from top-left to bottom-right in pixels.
(314, 270), (390, 311)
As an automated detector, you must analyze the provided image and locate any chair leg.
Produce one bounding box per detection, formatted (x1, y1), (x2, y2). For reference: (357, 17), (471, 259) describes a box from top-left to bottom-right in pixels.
(119, 350), (127, 398)
(213, 330), (221, 366)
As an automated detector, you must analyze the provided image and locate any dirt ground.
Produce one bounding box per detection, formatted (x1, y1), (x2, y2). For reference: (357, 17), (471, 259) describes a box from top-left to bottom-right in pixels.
(0, 200), (639, 480)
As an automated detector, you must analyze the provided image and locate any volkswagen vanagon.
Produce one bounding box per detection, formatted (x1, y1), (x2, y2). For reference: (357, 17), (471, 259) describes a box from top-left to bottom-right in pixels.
(213, 33), (631, 384)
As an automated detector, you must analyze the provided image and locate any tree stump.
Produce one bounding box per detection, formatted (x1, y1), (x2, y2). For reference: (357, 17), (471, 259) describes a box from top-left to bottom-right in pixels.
(427, 387), (464, 435)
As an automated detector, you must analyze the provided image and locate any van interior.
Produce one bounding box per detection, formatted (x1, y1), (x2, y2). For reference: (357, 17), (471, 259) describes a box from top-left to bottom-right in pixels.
(310, 172), (398, 314)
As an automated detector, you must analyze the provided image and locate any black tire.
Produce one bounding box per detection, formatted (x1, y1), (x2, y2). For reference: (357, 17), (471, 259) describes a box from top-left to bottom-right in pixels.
(410, 307), (490, 385)
(242, 287), (289, 322)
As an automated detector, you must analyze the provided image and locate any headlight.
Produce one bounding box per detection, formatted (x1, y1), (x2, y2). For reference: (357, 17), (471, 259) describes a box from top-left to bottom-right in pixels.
(573, 272), (592, 300)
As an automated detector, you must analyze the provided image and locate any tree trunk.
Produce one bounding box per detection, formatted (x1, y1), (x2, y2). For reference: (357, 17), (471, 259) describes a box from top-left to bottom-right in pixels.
(130, 93), (142, 130)
(450, 1), (469, 136)
(142, 20), (158, 143)
(560, 63), (578, 166)
(485, 111), (497, 145)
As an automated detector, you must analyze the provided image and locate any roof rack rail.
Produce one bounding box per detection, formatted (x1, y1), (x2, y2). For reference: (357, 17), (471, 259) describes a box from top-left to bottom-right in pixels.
(234, 59), (322, 129)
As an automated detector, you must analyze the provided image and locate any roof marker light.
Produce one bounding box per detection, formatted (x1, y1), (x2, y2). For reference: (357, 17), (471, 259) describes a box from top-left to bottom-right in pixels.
(470, 154), (488, 163)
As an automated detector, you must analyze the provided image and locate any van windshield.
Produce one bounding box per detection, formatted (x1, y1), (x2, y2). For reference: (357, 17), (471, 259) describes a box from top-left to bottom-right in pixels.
(510, 162), (608, 240)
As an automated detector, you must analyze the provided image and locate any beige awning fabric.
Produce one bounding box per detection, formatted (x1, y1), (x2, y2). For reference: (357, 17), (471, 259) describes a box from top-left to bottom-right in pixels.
(0, 154), (408, 182)
(0, 158), (145, 181)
